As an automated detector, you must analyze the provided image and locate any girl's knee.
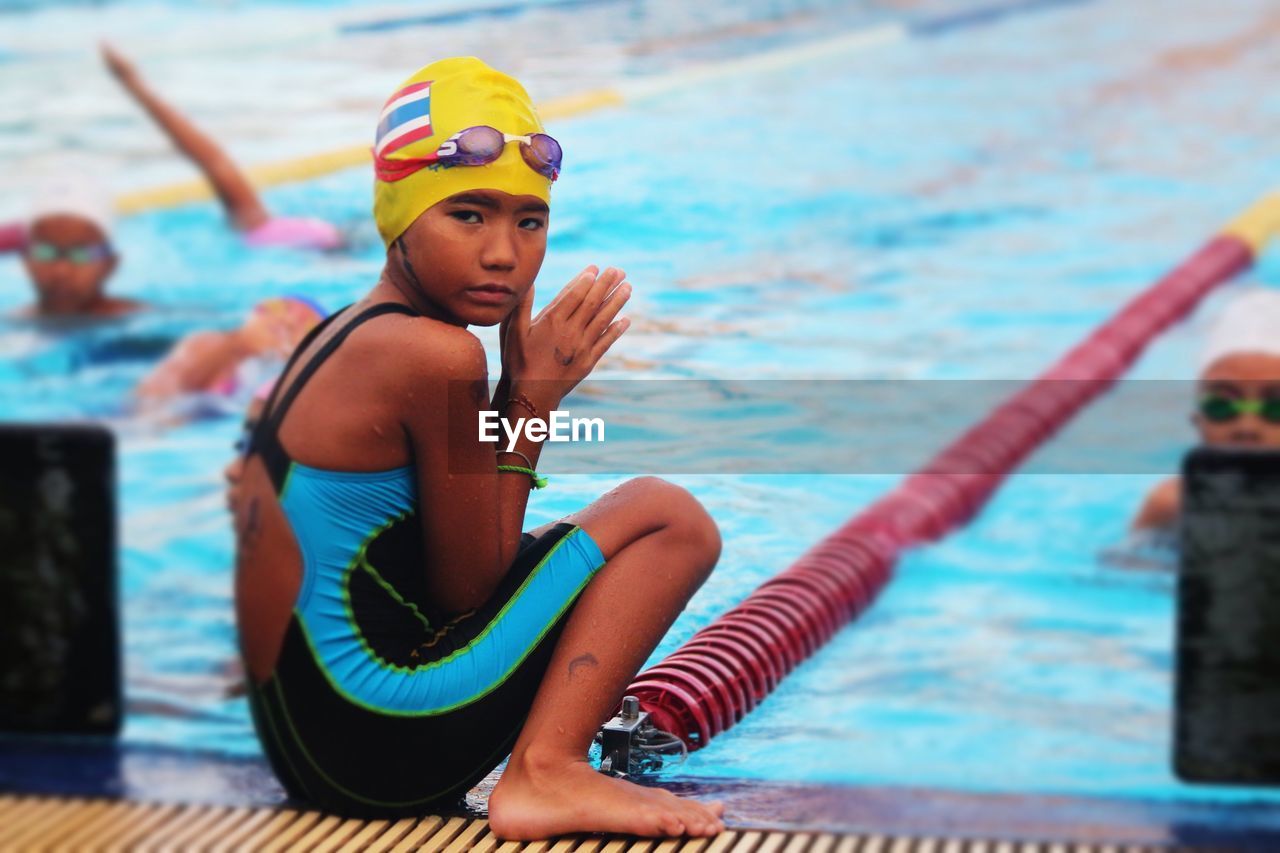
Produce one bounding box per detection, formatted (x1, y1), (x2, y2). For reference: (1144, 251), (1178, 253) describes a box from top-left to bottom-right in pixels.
(623, 477), (721, 570)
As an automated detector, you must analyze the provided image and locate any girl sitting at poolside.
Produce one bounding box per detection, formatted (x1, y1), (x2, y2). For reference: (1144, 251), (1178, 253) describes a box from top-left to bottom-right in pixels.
(232, 57), (725, 839)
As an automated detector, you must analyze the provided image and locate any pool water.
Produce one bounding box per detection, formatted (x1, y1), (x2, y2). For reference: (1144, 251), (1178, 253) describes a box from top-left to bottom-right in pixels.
(5, 0), (1280, 811)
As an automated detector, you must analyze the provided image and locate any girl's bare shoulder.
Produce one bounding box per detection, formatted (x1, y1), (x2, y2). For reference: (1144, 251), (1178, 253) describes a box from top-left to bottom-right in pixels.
(350, 312), (488, 385)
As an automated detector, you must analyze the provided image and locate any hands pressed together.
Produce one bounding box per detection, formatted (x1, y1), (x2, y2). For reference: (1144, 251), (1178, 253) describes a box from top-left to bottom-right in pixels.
(500, 265), (631, 411)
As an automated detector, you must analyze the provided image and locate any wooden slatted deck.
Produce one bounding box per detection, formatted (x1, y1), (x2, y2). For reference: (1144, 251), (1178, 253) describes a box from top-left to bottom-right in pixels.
(0, 795), (1209, 852)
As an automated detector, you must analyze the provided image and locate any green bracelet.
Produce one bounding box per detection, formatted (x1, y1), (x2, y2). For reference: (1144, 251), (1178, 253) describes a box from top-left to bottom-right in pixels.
(497, 464), (549, 490)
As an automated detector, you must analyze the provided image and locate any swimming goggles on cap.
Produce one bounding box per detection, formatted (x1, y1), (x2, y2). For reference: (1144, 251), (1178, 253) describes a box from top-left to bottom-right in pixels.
(374, 125), (562, 183)
(1198, 395), (1280, 424)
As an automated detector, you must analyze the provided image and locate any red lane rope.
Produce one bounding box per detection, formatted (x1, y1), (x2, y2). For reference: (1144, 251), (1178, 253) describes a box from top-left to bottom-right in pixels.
(631, 233), (1257, 749)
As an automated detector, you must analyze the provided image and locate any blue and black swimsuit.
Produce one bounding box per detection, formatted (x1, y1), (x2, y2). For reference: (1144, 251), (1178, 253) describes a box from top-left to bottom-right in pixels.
(243, 303), (606, 817)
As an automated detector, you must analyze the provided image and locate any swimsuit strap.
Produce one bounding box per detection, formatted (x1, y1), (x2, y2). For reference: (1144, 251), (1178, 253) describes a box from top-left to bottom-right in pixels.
(244, 307), (343, 475)
(252, 306), (347, 428)
(261, 302), (418, 436)
(253, 302), (420, 492)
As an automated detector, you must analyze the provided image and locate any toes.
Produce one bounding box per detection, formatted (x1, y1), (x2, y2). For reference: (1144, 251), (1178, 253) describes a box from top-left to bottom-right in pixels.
(657, 813), (686, 837)
(689, 817), (716, 837)
(701, 810), (726, 834)
(659, 794), (723, 837)
(676, 803), (717, 836)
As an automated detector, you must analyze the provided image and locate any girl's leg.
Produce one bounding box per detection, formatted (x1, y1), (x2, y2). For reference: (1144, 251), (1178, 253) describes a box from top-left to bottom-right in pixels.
(488, 477), (726, 841)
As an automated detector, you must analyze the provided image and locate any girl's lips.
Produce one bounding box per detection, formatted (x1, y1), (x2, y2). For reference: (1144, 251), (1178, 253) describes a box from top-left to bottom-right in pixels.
(464, 285), (514, 305)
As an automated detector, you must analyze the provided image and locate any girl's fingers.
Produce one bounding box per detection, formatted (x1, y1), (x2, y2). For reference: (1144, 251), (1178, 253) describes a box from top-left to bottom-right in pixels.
(569, 266), (624, 322)
(585, 281), (631, 340)
(588, 317), (630, 365)
(558, 265), (607, 316)
(543, 265), (598, 318)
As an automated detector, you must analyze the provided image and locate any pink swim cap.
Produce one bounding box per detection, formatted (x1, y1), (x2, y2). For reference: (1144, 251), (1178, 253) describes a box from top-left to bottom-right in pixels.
(243, 217), (343, 251)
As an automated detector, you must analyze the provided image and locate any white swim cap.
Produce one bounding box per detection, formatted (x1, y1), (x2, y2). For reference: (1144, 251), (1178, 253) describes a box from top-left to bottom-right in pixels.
(26, 172), (115, 239)
(1199, 287), (1280, 373)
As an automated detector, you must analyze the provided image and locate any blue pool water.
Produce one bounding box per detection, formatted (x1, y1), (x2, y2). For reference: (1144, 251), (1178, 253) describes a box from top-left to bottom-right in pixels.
(5, 0), (1280, 811)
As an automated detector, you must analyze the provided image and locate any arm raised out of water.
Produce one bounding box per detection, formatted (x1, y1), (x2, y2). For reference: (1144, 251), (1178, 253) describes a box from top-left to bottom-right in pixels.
(102, 42), (271, 231)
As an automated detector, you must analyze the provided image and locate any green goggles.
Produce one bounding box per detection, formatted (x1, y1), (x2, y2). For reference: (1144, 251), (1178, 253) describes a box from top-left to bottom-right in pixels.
(25, 240), (113, 265)
(1198, 395), (1280, 425)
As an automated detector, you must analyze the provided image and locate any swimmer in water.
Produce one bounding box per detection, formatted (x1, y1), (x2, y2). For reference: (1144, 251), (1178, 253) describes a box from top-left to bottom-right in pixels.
(17, 176), (141, 319)
(101, 43), (343, 252)
(1131, 288), (1280, 532)
(232, 57), (724, 838)
(135, 295), (326, 402)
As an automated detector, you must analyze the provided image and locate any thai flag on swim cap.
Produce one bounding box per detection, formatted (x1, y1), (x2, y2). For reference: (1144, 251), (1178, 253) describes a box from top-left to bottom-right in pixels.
(374, 81), (433, 158)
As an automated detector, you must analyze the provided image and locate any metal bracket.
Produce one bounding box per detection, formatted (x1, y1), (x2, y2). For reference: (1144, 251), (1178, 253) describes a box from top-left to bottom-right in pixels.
(596, 695), (688, 778)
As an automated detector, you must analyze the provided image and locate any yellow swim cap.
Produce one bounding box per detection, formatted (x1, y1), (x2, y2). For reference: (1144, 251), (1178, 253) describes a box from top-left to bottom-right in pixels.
(372, 57), (551, 246)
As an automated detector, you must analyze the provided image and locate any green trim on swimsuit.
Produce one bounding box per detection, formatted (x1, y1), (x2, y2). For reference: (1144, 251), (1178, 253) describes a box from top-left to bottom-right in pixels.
(296, 527), (601, 718)
(270, 668), (530, 809)
(340, 510), (434, 675)
(251, 678), (316, 803)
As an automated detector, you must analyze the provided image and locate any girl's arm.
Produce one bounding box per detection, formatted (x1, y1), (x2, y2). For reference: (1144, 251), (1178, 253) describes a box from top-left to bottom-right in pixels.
(402, 269), (630, 615)
(102, 43), (270, 232)
(1131, 476), (1181, 531)
(398, 328), (547, 615)
(135, 331), (250, 399)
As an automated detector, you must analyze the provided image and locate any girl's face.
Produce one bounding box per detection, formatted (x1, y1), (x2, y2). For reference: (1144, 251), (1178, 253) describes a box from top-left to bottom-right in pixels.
(395, 188), (549, 327)
(23, 215), (117, 315)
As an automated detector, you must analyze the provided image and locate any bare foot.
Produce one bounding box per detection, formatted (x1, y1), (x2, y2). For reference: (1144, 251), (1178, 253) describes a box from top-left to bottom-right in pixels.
(488, 750), (726, 841)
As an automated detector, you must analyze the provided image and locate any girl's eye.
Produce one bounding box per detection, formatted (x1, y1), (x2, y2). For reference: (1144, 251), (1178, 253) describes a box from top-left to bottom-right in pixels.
(519, 217), (546, 231)
(450, 210), (483, 224)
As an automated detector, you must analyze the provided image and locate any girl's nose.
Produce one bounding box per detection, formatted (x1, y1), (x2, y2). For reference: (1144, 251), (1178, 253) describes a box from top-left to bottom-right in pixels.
(480, 227), (518, 271)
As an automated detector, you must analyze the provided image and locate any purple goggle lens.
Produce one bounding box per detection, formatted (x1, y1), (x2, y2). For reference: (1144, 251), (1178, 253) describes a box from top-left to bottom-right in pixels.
(436, 126), (562, 180)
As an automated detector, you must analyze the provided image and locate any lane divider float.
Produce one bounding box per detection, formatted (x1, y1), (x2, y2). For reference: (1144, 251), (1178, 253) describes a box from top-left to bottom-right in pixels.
(628, 191), (1280, 749)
